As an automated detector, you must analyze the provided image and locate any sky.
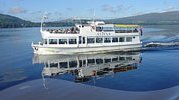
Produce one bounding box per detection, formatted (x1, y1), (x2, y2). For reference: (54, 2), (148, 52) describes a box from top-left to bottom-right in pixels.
(0, 0), (179, 22)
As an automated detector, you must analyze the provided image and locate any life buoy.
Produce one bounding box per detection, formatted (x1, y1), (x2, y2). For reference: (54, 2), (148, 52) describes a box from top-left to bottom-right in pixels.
(34, 47), (38, 51)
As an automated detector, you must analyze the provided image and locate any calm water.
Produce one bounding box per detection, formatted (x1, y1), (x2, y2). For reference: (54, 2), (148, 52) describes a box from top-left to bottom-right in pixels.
(0, 25), (179, 92)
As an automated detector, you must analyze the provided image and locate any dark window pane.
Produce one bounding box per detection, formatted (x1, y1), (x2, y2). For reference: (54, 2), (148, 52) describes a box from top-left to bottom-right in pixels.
(60, 62), (68, 68)
(69, 39), (77, 44)
(96, 59), (103, 64)
(112, 37), (118, 42)
(126, 37), (132, 42)
(59, 39), (67, 44)
(69, 61), (77, 68)
(119, 37), (125, 42)
(49, 39), (57, 44)
(104, 38), (111, 43)
(87, 38), (95, 44)
(96, 38), (103, 43)
(50, 63), (58, 67)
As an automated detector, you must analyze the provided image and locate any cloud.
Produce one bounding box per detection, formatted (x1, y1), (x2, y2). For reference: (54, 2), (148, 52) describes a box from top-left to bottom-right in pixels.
(163, 6), (178, 12)
(131, 11), (144, 16)
(101, 4), (124, 14)
(66, 8), (73, 11)
(102, 4), (117, 13)
(30, 11), (43, 15)
(8, 7), (27, 14)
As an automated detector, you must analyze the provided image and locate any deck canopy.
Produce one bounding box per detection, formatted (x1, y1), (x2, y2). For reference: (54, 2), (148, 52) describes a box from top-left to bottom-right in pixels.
(114, 24), (140, 28)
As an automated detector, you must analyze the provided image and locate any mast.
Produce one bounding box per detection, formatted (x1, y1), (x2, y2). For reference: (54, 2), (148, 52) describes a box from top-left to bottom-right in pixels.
(93, 10), (95, 23)
(40, 16), (43, 32)
(40, 12), (48, 32)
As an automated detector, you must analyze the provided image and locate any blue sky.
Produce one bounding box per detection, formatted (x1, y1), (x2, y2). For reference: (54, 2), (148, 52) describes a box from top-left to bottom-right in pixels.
(0, 0), (179, 22)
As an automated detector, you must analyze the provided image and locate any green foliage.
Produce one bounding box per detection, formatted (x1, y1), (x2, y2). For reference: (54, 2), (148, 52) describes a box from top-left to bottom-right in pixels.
(0, 14), (75, 28)
(0, 14), (40, 28)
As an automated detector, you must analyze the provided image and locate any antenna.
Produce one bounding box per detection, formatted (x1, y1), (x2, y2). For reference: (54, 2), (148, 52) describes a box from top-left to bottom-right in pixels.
(93, 10), (95, 22)
(79, 17), (82, 24)
(40, 12), (48, 32)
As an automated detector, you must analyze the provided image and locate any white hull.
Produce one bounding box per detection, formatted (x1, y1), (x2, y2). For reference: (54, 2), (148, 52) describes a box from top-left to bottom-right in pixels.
(32, 43), (141, 55)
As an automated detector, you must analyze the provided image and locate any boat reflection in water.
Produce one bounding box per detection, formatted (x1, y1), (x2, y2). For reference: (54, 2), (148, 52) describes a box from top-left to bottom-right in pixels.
(33, 52), (142, 83)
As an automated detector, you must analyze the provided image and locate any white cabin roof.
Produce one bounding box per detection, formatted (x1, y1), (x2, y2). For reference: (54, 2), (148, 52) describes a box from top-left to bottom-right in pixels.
(87, 21), (105, 26)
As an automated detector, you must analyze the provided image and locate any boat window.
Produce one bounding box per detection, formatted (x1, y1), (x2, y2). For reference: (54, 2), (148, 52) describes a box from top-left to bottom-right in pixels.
(96, 27), (102, 32)
(59, 62), (68, 68)
(87, 38), (95, 44)
(112, 37), (118, 42)
(45, 63), (49, 67)
(50, 63), (58, 67)
(83, 37), (85, 44)
(79, 60), (83, 67)
(96, 59), (103, 64)
(104, 58), (111, 63)
(112, 57), (118, 62)
(126, 37), (132, 42)
(49, 39), (57, 44)
(69, 39), (77, 44)
(114, 27), (135, 33)
(83, 60), (86, 65)
(119, 57), (125, 61)
(119, 37), (125, 42)
(103, 27), (114, 32)
(104, 38), (111, 43)
(133, 28), (138, 32)
(96, 37), (103, 43)
(114, 27), (126, 33)
(126, 57), (132, 60)
(79, 36), (82, 44)
(69, 61), (77, 68)
(59, 39), (67, 44)
(88, 59), (95, 64)
(44, 39), (48, 44)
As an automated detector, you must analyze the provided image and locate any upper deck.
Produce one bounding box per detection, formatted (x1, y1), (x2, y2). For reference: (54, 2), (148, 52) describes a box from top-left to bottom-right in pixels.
(40, 21), (141, 39)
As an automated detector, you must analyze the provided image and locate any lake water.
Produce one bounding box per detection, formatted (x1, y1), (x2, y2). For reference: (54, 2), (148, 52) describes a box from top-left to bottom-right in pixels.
(0, 25), (179, 99)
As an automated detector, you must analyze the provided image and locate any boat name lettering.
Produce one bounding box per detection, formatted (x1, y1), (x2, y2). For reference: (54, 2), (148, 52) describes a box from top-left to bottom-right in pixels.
(97, 33), (111, 36)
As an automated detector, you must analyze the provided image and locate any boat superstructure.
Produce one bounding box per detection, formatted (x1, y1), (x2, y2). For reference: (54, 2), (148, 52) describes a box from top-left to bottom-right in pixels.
(32, 16), (142, 54)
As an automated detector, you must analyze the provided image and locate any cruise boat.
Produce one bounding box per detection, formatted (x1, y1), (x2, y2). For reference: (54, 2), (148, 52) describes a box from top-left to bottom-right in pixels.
(32, 17), (142, 54)
(33, 52), (142, 82)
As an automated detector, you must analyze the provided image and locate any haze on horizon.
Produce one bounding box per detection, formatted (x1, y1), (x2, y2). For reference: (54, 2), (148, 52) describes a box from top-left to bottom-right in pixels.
(0, 0), (179, 22)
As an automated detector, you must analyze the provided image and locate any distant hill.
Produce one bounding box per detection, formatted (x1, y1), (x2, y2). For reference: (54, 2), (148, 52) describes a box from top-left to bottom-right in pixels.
(105, 11), (179, 25)
(1, 11), (179, 28)
(0, 14), (38, 28)
(0, 13), (74, 28)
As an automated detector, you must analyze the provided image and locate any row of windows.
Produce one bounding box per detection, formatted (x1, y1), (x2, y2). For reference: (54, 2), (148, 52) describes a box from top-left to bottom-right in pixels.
(44, 37), (134, 45)
(87, 37), (133, 44)
(96, 27), (139, 33)
(96, 27), (114, 32)
(46, 56), (134, 68)
(45, 39), (77, 44)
